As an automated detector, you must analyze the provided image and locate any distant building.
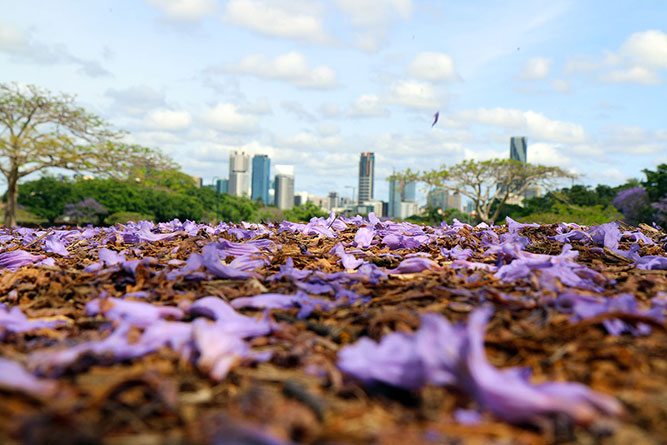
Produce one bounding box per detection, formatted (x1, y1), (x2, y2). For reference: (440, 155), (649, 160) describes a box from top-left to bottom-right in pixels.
(427, 188), (461, 211)
(388, 178), (417, 218)
(328, 191), (340, 211)
(294, 191), (309, 207)
(215, 178), (228, 194)
(192, 175), (203, 187)
(229, 150), (251, 197)
(510, 136), (527, 163)
(358, 152), (375, 204)
(274, 165), (295, 210)
(251, 154), (270, 204)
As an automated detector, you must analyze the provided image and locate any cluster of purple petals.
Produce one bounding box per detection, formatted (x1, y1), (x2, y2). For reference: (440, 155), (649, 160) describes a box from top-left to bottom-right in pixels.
(552, 221), (665, 270)
(0, 304), (68, 339)
(28, 294), (275, 381)
(0, 358), (58, 397)
(554, 292), (664, 336)
(337, 308), (622, 426)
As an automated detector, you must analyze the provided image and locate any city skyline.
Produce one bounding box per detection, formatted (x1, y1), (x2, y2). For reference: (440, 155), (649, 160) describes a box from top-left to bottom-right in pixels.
(1, 2), (665, 201)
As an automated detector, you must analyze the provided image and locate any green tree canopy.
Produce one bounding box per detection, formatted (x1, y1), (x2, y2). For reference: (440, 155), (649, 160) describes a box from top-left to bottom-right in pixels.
(0, 82), (173, 226)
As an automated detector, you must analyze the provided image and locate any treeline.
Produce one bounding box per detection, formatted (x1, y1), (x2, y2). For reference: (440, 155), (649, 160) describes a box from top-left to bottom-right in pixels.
(411, 163), (667, 227)
(13, 170), (327, 225)
(505, 163), (667, 227)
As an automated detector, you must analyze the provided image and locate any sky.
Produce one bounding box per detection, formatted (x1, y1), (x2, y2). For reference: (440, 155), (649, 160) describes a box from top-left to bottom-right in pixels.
(1, 0), (666, 204)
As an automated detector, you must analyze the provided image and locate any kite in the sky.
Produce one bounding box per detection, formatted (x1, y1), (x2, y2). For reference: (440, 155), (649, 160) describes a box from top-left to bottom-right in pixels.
(432, 111), (439, 127)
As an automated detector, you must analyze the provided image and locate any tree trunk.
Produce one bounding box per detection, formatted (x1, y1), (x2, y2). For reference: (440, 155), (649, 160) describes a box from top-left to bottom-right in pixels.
(4, 169), (18, 227)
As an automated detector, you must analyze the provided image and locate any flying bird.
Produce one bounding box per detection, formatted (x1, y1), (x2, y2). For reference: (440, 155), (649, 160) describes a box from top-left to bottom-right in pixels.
(431, 111), (439, 127)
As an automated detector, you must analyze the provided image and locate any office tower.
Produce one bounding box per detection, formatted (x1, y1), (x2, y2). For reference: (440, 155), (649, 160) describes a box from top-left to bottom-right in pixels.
(215, 179), (228, 194)
(274, 165), (295, 210)
(388, 178), (417, 218)
(510, 136), (527, 163)
(251, 155), (270, 204)
(328, 191), (340, 211)
(427, 188), (461, 211)
(192, 176), (202, 188)
(229, 150), (251, 197)
(358, 152), (375, 204)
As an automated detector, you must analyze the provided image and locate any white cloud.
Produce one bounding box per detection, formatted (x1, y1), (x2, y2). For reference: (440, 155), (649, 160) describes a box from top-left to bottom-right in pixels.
(519, 57), (552, 80)
(0, 20), (110, 77)
(224, 0), (332, 44)
(602, 125), (667, 155)
(281, 100), (316, 121)
(202, 103), (258, 133)
(407, 52), (459, 82)
(105, 85), (166, 116)
(388, 80), (443, 110)
(526, 142), (572, 168)
(601, 66), (661, 85)
(239, 97), (272, 115)
(619, 30), (667, 69)
(348, 94), (389, 117)
(0, 21), (25, 51)
(565, 30), (667, 85)
(318, 102), (341, 119)
(231, 52), (337, 89)
(144, 109), (192, 131)
(551, 79), (571, 93)
(317, 123), (340, 137)
(335, 0), (413, 52)
(335, 0), (412, 27)
(145, 0), (218, 21)
(454, 108), (587, 144)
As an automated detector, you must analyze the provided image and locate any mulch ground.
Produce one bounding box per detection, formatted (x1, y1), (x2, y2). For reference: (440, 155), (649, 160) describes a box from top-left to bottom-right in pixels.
(0, 220), (665, 445)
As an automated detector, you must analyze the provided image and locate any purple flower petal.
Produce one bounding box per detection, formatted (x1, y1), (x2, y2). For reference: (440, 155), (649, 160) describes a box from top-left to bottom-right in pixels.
(190, 296), (273, 337)
(86, 297), (183, 327)
(201, 244), (252, 279)
(387, 257), (437, 274)
(43, 235), (69, 256)
(330, 242), (364, 270)
(0, 249), (44, 271)
(0, 304), (67, 338)
(98, 247), (126, 266)
(354, 227), (375, 249)
(0, 358), (58, 397)
(338, 308), (623, 425)
(192, 319), (249, 381)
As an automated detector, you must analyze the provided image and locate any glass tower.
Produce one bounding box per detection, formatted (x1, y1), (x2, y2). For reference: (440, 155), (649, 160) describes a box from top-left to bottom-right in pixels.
(251, 154), (270, 204)
(358, 152), (375, 204)
(509, 136), (527, 163)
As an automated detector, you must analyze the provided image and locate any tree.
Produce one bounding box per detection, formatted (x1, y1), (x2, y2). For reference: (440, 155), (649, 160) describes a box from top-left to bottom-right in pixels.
(0, 83), (173, 226)
(284, 202), (328, 222)
(391, 159), (575, 224)
(16, 175), (74, 223)
(64, 197), (108, 225)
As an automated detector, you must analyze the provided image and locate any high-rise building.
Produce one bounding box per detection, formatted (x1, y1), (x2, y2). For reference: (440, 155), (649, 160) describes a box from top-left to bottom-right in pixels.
(388, 178), (417, 218)
(358, 152), (375, 204)
(215, 178), (228, 194)
(229, 150), (251, 197)
(510, 136), (527, 163)
(251, 154), (270, 204)
(427, 188), (461, 211)
(274, 165), (295, 210)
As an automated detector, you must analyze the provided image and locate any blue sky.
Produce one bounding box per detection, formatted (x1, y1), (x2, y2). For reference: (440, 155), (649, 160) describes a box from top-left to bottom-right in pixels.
(1, 0), (666, 203)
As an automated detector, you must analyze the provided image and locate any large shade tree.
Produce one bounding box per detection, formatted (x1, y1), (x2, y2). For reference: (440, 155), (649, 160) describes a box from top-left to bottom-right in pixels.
(391, 158), (576, 224)
(0, 82), (173, 226)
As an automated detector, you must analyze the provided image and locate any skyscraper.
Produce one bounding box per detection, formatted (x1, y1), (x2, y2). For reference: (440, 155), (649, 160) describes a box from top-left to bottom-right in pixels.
(358, 152), (375, 204)
(388, 179), (417, 218)
(509, 136), (527, 163)
(228, 150), (250, 197)
(251, 154), (270, 204)
(274, 165), (295, 210)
